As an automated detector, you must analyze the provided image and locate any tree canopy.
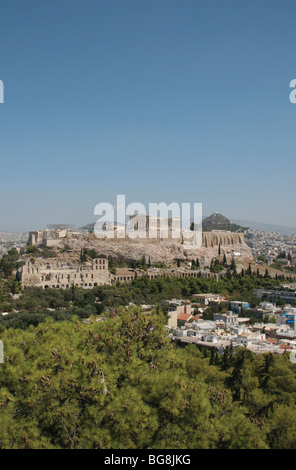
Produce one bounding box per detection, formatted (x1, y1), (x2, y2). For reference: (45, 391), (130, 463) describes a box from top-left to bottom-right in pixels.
(1, 306), (296, 449)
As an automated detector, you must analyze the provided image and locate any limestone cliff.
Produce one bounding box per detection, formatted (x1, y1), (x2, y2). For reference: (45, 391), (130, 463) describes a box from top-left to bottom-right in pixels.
(57, 230), (252, 266)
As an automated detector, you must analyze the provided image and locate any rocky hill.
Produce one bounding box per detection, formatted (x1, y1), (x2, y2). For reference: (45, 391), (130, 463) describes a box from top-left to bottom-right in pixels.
(202, 213), (248, 232)
(55, 233), (252, 268)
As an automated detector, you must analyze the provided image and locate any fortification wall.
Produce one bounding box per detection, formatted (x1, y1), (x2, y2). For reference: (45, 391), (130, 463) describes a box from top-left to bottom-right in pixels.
(91, 230), (244, 247)
(19, 257), (111, 289)
(202, 231), (244, 248)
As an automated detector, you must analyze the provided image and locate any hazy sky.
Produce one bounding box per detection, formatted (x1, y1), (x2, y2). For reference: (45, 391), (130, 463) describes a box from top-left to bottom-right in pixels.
(0, 0), (295, 231)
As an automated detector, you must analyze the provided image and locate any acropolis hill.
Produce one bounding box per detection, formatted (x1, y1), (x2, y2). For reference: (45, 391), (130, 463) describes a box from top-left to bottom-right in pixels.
(26, 214), (252, 267)
(16, 214), (253, 289)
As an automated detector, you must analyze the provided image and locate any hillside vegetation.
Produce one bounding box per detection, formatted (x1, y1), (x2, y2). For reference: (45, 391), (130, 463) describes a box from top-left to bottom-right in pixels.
(1, 307), (296, 449)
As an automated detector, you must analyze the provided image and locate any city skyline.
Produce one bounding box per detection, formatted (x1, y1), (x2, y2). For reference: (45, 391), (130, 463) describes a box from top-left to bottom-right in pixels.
(0, 0), (295, 232)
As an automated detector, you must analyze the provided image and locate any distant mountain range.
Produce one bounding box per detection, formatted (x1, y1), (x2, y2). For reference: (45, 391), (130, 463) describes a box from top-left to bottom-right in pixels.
(80, 222), (96, 232)
(230, 219), (296, 236)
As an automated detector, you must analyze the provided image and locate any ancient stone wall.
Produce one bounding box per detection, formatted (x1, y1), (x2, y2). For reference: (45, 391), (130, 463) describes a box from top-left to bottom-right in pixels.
(93, 229), (243, 247)
(202, 231), (244, 248)
(19, 257), (111, 289)
(28, 229), (70, 248)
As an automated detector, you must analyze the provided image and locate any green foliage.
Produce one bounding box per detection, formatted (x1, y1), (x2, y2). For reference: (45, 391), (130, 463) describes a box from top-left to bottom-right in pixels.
(26, 245), (40, 255)
(86, 249), (99, 259)
(257, 256), (265, 262)
(0, 307), (277, 449)
(0, 266), (294, 449)
(0, 249), (22, 278)
(40, 247), (57, 259)
(80, 249), (87, 263)
(0, 271), (288, 331)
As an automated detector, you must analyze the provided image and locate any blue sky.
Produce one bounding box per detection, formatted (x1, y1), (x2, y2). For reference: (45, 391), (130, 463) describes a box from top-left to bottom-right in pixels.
(0, 0), (295, 231)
